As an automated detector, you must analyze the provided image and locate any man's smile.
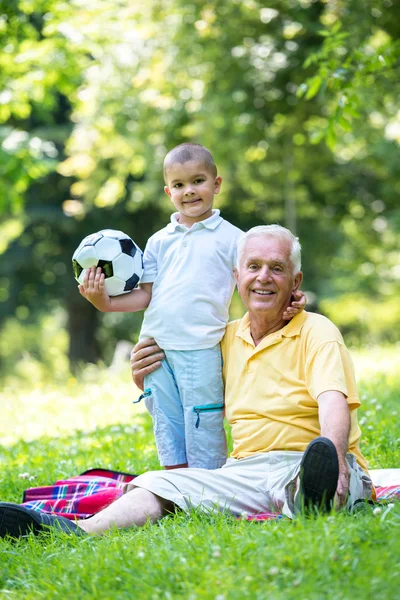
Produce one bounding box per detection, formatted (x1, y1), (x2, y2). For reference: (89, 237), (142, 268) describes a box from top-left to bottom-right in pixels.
(252, 289), (275, 295)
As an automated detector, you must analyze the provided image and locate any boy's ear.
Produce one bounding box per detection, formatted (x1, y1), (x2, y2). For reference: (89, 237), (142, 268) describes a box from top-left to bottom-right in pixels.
(214, 176), (222, 194)
(164, 186), (171, 198)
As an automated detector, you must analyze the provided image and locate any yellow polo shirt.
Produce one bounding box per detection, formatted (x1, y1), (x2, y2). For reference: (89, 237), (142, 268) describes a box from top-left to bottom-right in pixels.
(221, 311), (368, 472)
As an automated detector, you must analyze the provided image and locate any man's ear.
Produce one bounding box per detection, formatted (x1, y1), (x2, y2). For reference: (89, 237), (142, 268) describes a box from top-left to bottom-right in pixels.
(293, 272), (303, 293)
(164, 185), (171, 198)
(233, 266), (239, 286)
(214, 176), (222, 194)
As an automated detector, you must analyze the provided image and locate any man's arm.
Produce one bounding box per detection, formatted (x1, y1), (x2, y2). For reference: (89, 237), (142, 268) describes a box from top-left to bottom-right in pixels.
(317, 390), (351, 508)
(130, 338), (165, 390)
(79, 266), (152, 312)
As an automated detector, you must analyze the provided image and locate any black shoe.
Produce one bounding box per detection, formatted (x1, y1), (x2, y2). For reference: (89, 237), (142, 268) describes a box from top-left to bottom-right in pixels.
(299, 437), (339, 513)
(0, 503), (86, 538)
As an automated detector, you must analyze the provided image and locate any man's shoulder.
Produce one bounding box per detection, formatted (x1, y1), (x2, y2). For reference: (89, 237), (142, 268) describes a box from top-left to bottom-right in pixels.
(225, 318), (242, 334)
(223, 318), (244, 346)
(221, 319), (243, 362)
(301, 311), (345, 345)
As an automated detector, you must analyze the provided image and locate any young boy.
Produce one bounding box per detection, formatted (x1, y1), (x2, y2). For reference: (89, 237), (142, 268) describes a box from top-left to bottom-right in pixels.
(79, 143), (305, 471)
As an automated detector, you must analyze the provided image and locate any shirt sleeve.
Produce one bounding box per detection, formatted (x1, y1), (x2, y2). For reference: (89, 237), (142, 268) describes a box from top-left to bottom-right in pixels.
(140, 237), (158, 284)
(305, 341), (360, 409)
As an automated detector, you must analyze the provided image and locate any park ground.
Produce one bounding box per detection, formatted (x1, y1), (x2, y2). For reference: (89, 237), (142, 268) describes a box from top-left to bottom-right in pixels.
(0, 345), (399, 599)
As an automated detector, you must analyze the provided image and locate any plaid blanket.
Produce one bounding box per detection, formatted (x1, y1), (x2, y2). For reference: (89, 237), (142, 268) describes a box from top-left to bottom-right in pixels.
(22, 468), (400, 522)
(22, 469), (136, 520)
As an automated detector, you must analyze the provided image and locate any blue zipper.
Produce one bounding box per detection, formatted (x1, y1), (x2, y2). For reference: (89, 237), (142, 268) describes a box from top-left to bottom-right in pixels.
(193, 403), (224, 428)
(132, 388), (151, 404)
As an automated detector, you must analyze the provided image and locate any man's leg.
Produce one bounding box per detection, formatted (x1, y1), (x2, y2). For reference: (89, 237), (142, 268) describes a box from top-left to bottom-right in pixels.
(289, 440), (373, 517)
(78, 488), (171, 535)
(0, 489), (171, 538)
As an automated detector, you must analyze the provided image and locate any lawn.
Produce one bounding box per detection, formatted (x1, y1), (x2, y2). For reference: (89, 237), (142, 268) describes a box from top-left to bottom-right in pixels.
(0, 348), (399, 599)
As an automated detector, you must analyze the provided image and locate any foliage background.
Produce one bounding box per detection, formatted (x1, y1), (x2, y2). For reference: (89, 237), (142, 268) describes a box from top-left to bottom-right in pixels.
(1, 5), (400, 596)
(1, 0), (399, 379)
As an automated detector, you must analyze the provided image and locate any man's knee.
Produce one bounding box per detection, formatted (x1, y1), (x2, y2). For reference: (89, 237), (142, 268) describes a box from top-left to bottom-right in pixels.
(126, 488), (172, 526)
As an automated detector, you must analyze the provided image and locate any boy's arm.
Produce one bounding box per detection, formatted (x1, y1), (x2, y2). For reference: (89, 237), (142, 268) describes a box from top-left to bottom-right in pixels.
(78, 266), (152, 312)
(282, 289), (306, 320)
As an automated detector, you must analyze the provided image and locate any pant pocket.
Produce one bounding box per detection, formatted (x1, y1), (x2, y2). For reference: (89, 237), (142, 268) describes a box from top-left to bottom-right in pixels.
(189, 403), (227, 467)
(193, 403), (225, 429)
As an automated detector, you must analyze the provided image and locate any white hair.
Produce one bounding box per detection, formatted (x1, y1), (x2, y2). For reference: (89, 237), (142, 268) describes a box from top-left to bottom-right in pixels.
(236, 225), (302, 274)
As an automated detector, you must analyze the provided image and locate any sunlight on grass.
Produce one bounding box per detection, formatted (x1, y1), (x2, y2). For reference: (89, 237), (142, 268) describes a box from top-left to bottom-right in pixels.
(0, 345), (398, 447)
(1, 365), (146, 446)
(351, 344), (400, 383)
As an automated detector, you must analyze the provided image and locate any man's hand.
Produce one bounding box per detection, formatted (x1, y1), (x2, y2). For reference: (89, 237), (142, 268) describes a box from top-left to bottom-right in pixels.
(282, 290), (306, 320)
(335, 455), (350, 509)
(131, 338), (165, 390)
(79, 266), (111, 312)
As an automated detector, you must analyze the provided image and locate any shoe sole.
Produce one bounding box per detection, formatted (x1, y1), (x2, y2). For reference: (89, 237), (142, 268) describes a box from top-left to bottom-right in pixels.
(299, 437), (339, 513)
(0, 503), (44, 538)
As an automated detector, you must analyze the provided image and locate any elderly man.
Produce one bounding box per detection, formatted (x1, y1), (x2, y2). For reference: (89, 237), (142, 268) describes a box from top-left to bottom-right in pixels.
(0, 225), (372, 537)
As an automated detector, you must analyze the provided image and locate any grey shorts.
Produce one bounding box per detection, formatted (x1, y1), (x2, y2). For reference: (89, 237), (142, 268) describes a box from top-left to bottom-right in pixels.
(127, 451), (373, 519)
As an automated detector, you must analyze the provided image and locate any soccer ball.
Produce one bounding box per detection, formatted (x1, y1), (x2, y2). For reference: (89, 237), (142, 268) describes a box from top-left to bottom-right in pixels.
(72, 229), (143, 296)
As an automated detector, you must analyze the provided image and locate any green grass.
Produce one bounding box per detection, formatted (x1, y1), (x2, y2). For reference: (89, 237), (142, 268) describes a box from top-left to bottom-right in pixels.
(1, 348), (400, 599)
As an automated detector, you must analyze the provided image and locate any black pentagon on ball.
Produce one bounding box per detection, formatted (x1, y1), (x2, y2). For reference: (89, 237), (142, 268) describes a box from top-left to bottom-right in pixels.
(72, 260), (83, 280)
(97, 259), (114, 278)
(124, 273), (140, 291)
(85, 232), (104, 246)
(120, 238), (137, 257)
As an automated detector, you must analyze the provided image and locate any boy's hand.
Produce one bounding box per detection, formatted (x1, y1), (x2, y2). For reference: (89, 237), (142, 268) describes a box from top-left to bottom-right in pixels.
(282, 290), (307, 321)
(78, 266), (112, 312)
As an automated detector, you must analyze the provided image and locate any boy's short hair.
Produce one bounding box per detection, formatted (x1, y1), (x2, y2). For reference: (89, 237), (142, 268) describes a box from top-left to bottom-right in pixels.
(163, 143), (217, 180)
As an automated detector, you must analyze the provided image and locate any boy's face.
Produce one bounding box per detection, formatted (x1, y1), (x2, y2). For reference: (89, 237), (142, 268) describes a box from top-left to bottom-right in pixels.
(164, 160), (222, 227)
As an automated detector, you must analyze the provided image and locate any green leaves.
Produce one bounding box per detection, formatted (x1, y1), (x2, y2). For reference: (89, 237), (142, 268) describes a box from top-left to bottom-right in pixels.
(1, 0), (400, 368)
(299, 10), (400, 146)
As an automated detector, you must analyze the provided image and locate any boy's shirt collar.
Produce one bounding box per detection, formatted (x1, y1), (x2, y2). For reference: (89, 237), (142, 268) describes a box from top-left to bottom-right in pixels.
(166, 209), (223, 233)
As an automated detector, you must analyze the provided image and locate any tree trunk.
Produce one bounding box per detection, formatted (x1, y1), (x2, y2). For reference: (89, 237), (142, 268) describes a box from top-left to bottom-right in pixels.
(67, 293), (100, 367)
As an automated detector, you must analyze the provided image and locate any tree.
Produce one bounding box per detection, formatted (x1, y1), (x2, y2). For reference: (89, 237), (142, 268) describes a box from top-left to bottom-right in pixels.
(1, 0), (400, 375)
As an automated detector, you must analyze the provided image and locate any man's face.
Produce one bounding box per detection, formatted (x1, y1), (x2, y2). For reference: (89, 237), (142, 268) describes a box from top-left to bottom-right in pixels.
(164, 161), (222, 227)
(234, 235), (302, 318)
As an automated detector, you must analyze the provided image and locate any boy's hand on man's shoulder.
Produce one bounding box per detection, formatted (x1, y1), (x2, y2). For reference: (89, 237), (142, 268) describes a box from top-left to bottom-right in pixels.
(78, 266), (112, 312)
(282, 290), (307, 321)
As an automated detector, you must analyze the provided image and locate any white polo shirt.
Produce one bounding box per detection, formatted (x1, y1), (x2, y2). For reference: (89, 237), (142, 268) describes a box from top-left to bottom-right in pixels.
(139, 210), (243, 350)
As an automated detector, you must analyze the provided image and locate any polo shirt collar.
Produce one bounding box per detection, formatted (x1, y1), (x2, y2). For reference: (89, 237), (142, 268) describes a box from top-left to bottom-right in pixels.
(165, 209), (223, 233)
(236, 310), (308, 347)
